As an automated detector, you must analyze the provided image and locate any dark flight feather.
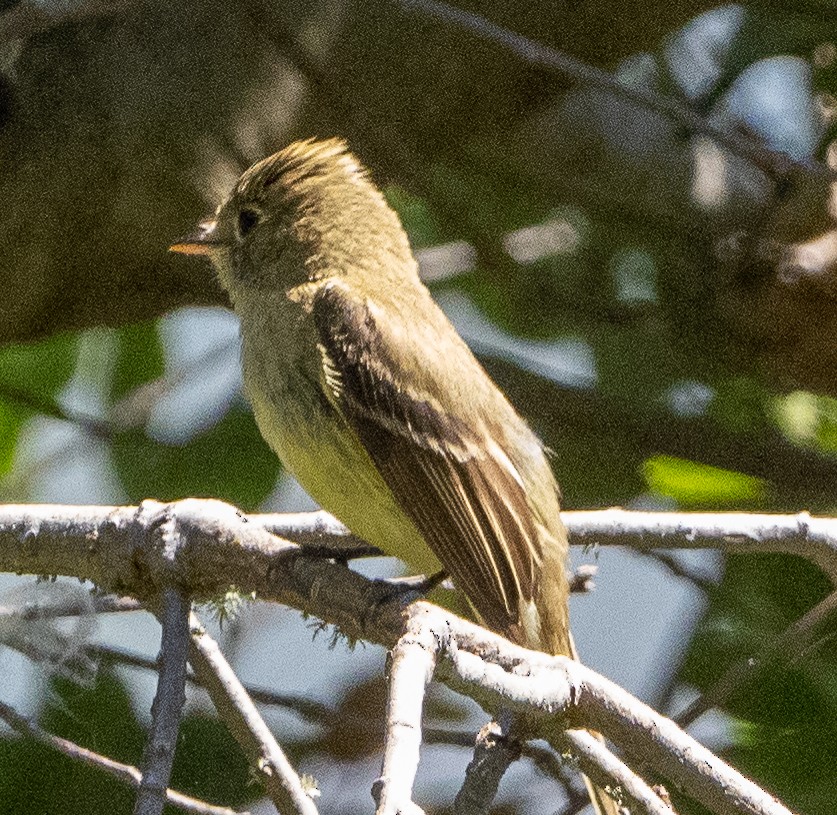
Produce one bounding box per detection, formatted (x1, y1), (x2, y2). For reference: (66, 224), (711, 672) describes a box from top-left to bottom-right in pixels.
(310, 281), (543, 640)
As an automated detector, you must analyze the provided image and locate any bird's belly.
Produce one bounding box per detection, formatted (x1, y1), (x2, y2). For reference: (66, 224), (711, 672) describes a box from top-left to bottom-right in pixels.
(247, 381), (440, 576)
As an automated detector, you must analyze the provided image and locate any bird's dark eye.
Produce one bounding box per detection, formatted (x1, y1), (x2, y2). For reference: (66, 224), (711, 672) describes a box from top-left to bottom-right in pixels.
(236, 207), (261, 240)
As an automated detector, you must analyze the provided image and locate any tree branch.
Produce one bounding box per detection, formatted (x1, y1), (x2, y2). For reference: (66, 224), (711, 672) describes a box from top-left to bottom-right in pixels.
(135, 587), (191, 815)
(187, 612), (319, 815)
(375, 620), (437, 815)
(558, 730), (674, 815)
(399, 0), (831, 182)
(0, 500), (811, 815)
(565, 509), (837, 583)
(453, 720), (519, 815)
(408, 605), (793, 815)
(255, 507), (837, 582)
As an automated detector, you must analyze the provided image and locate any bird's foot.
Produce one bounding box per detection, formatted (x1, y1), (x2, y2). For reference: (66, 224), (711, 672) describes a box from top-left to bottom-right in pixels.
(365, 570), (449, 609)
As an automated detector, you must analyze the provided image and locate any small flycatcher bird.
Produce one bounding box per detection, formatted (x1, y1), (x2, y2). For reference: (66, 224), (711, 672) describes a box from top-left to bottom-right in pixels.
(172, 138), (616, 814)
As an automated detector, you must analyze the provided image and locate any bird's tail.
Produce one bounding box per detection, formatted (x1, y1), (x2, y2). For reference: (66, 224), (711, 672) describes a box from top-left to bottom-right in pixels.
(582, 767), (622, 815)
(569, 635), (622, 815)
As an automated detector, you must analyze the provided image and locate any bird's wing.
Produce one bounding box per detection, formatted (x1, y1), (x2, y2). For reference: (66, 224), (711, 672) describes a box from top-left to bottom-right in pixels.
(309, 280), (544, 640)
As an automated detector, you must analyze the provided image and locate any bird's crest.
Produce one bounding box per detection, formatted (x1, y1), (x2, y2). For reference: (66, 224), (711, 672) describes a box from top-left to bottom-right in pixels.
(235, 137), (369, 202)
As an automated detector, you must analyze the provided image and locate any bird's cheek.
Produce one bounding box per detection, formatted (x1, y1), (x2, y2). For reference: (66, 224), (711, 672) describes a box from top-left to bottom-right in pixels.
(204, 248), (234, 293)
(225, 244), (258, 288)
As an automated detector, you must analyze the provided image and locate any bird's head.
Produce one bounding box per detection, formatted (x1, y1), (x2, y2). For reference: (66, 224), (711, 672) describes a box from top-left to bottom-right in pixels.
(170, 138), (416, 302)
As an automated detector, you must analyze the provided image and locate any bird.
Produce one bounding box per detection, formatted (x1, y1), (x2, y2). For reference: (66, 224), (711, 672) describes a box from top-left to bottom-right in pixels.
(171, 137), (617, 814)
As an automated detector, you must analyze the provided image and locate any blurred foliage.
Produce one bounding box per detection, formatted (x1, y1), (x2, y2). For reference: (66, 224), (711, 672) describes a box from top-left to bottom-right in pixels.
(0, 332), (77, 482)
(0, 672), (143, 815)
(642, 455), (765, 507)
(0, 670), (254, 815)
(680, 553), (836, 815)
(110, 321), (165, 404)
(1, 0), (837, 813)
(112, 407), (281, 510)
(169, 714), (255, 811)
(0, 401), (22, 478)
(0, 333), (77, 404)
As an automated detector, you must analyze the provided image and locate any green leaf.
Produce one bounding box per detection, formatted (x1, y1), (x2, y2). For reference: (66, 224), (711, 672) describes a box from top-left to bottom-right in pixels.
(0, 332), (79, 481)
(643, 454), (765, 506)
(0, 399), (26, 478)
(170, 715), (254, 808)
(110, 321), (165, 403)
(112, 405), (280, 510)
(0, 667), (261, 814)
(709, 377), (772, 436)
(0, 670), (143, 815)
(682, 553), (835, 815)
(384, 186), (445, 248)
(813, 397), (837, 454)
(0, 331), (77, 408)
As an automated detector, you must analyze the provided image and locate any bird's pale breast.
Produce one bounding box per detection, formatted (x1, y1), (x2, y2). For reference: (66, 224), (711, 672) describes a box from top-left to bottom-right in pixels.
(240, 297), (441, 575)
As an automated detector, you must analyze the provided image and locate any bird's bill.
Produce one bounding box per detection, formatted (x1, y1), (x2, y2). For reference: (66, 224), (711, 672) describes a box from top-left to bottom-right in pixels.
(169, 219), (220, 256)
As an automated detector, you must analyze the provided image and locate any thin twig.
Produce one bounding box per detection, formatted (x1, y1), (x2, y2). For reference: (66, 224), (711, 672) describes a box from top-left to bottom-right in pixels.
(560, 730), (674, 815)
(375, 624), (437, 815)
(639, 550), (716, 589)
(0, 593), (142, 620)
(0, 383), (113, 440)
(399, 0), (831, 182)
(93, 641), (336, 723)
(454, 720), (520, 815)
(188, 612), (319, 815)
(565, 509), (837, 583)
(0, 700), (245, 815)
(135, 588), (192, 815)
(676, 588), (837, 727)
